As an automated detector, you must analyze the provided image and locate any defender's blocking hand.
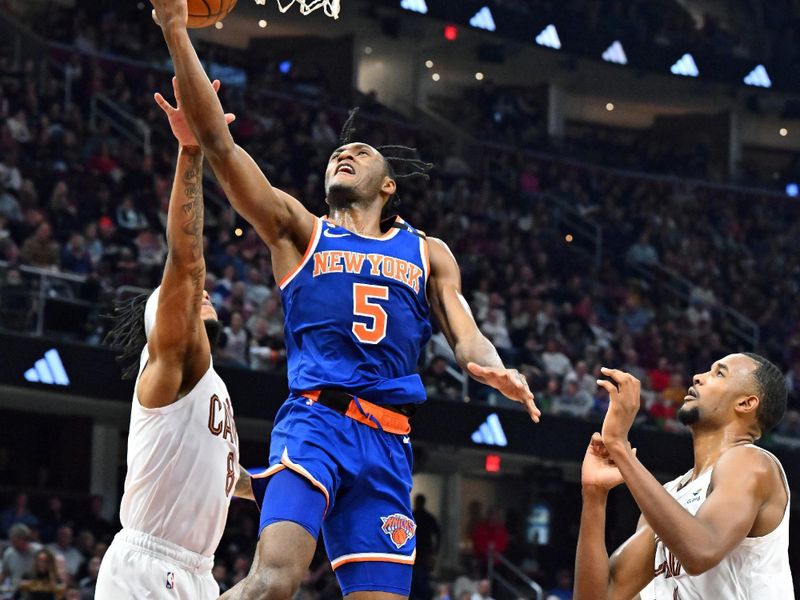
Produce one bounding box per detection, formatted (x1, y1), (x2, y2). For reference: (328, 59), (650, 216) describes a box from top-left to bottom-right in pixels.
(155, 77), (235, 147)
(598, 367), (641, 449)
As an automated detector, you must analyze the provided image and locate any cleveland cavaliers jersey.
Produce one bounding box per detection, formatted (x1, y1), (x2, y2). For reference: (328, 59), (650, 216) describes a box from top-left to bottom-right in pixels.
(641, 445), (793, 599)
(119, 347), (239, 557)
(280, 216), (432, 406)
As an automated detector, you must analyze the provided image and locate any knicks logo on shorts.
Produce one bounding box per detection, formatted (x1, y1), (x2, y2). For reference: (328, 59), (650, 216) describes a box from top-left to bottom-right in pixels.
(380, 513), (416, 549)
(166, 572), (175, 590)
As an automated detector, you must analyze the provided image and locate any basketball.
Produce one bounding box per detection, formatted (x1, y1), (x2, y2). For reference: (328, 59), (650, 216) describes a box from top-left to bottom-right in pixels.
(187, 0), (238, 28)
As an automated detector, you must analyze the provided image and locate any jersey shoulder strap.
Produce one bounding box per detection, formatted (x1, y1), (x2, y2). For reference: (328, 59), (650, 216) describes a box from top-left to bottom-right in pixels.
(391, 218), (427, 239)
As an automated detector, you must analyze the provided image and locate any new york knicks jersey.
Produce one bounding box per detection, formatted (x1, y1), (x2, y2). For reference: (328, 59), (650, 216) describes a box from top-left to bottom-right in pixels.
(119, 347), (239, 557)
(280, 216), (432, 405)
(641, 445), (793, 599)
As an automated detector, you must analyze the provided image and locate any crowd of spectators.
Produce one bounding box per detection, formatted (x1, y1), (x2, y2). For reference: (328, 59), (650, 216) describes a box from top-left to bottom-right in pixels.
(0, 490), (578, 600)
(430, 83), (719, 183)
(2, 5), (800, 600)
(0, 490), (338, 600)
(2, 0), (800, 445)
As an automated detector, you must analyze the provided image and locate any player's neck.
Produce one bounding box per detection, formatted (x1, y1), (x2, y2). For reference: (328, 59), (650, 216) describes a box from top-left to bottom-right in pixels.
(690, 427), (754, 478)
(328, 205), (383, 237)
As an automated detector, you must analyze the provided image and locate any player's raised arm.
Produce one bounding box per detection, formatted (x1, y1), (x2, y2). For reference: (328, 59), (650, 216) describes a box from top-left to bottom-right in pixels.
(427, 237), (541, 422)
(136, 84), (222, 407)
(141, 149), (207, 406)
(574, 433), (655, 600)
(148, 0), (314, 261)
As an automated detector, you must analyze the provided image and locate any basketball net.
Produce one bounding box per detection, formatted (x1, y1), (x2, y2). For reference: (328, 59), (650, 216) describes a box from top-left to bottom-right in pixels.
(275, 0), (340, 19)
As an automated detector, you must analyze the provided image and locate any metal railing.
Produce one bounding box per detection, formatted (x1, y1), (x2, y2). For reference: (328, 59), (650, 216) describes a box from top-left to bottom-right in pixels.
(418, 102), (760, 349)
(0, 261), (91, 337)
(487, 549), (544, 600)
(628, 260), (759, 348)
(540, 192), (604, 269)
(90, 93), (152, 156)
(87, 94), (232, 211)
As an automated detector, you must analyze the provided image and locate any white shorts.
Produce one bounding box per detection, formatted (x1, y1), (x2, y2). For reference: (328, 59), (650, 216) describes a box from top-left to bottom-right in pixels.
(96, 529), (218, 600)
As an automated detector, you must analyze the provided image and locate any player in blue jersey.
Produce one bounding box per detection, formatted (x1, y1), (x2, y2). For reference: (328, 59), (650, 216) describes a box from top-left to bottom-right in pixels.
(150, 1), (539, 598)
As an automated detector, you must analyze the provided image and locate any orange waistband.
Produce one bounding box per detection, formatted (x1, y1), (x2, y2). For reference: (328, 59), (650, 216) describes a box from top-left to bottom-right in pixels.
(302, 391), (411, 436)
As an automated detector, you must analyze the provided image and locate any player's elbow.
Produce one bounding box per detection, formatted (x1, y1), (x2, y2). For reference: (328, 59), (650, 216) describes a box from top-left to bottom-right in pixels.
(680, 550), (720, 576)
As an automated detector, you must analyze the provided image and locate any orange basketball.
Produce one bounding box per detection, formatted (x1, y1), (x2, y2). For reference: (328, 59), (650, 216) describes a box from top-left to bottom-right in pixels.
(186, 0), (238, 29)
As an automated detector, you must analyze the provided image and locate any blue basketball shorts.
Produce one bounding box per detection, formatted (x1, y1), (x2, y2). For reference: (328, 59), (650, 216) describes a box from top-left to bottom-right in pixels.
(252, 394), (416, 596)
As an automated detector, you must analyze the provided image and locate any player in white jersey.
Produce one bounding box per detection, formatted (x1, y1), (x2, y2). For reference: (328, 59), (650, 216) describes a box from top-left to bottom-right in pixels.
(574, 353), (793, 600)
(96, 80), (253, 600)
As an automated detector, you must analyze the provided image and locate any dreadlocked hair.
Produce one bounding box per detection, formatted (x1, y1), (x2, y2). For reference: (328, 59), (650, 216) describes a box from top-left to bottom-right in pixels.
(104, 293), (148, 381)
(339, 107), (360, 146)
(339, 108), (434, 212)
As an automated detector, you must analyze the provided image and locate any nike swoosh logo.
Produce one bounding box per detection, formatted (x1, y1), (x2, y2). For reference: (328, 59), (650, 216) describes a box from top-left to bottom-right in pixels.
(323, 229), (351, 238)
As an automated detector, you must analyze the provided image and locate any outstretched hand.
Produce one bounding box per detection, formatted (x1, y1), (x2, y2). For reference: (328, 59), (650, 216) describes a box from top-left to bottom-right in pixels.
(154, 77), (236, 148)
(467, 362), (541, 422)
(597, 367), (641, 449)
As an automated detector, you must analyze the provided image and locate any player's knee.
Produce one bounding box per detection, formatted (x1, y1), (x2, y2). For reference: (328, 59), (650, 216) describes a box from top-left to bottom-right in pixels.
(244, 565), (305, 600)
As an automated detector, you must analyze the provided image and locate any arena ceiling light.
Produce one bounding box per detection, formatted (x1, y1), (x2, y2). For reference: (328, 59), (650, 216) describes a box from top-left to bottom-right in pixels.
(469, 6), (496, 32)
(399, 0), (427, 15)
(535, 24), (561, 50)
(671, 53), (699, 77)
(744, 64), (772, 88)
(602, 40), (628, 65)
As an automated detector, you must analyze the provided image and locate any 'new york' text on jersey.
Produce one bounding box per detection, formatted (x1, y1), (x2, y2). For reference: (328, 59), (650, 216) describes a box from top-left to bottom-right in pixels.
(280, 217), (432, 406)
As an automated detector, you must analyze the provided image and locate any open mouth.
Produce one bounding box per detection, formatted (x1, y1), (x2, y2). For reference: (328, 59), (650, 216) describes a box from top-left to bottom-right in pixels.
(684, 387), (699, 401)
(335, 163), (356, 175)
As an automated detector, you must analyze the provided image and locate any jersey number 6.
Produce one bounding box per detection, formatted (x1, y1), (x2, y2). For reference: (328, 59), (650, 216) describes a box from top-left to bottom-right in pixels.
(352, 283), (389, 344)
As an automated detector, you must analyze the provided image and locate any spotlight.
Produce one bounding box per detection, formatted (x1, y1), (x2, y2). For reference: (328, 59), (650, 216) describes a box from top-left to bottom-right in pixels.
(606, 102), (615, 111)
(432, 73), (441, 82)
(258, 19), (267, 28)
(475, 72), (484, 81)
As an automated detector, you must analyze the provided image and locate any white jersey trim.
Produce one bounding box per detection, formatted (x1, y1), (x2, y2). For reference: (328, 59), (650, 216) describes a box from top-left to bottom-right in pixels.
(738, 444), (791, 545)
(330, 549), (416, 570)
(251, 447), (331, 514)
(279, 217), (323, 290)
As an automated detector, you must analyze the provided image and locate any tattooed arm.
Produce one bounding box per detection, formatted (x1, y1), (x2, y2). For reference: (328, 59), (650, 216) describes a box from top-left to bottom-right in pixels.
(137, 146), (211, 408)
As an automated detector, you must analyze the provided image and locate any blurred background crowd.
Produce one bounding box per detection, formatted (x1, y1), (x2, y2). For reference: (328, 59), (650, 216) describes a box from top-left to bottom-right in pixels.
(3, 0), (800, 597)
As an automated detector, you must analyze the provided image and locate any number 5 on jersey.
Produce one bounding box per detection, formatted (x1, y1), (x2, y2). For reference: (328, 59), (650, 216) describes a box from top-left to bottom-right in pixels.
(352, 283), (389, 344)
